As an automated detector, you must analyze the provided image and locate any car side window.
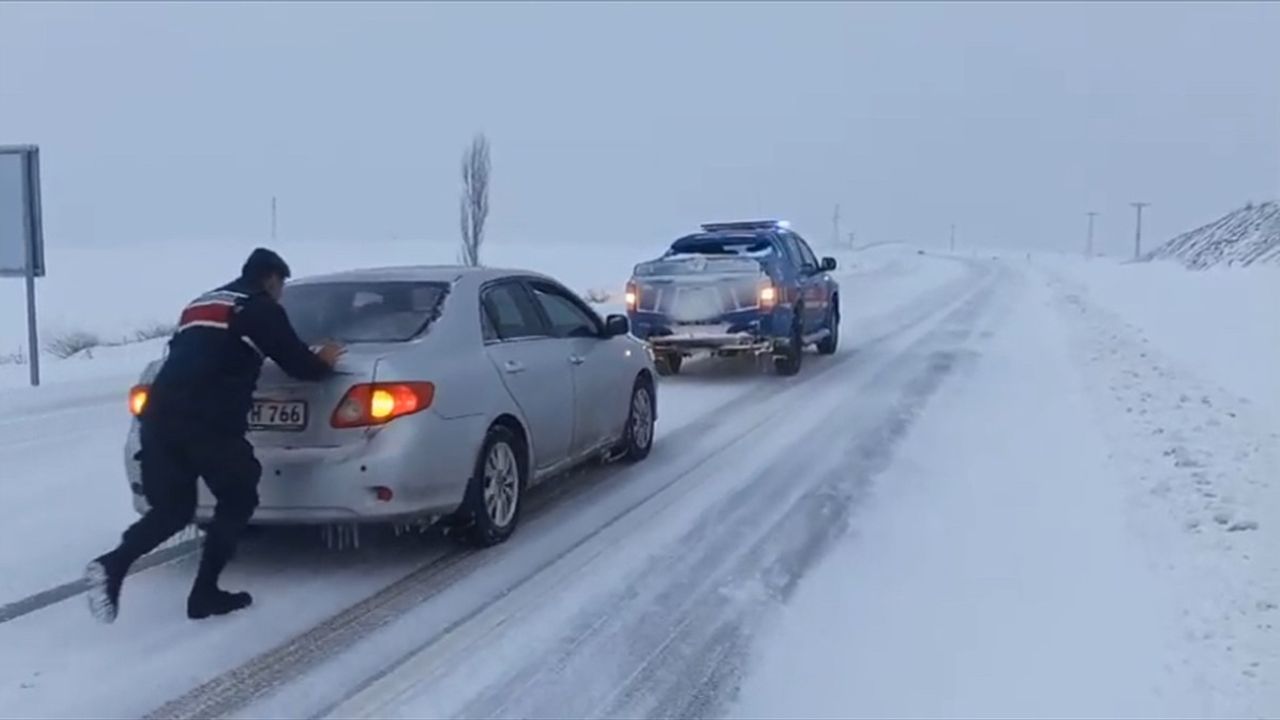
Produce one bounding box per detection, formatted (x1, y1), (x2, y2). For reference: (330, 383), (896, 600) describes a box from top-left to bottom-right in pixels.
(528, 282), (602, 339)
(480, 282), (545, 342)
(776, 234), (804, 271)
(794, 235), (820, 270)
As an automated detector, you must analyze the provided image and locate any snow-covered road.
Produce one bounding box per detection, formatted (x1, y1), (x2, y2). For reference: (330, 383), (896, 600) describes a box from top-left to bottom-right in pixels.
(1, 250), (1275, 719)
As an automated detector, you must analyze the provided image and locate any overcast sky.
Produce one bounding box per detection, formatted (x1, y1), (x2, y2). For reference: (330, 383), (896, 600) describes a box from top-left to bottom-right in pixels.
(1, 1), (1277, 254)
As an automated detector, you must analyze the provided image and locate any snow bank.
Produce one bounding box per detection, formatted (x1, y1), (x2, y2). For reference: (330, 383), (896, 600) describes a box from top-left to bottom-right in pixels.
(1145, 201), (1280, 269)
(733, 259), (1279, 717)
(0, 238), (661, 389)
(1047, 256), (1280, 425)
(0, 238), (875, 392)
(732, 271), (1194, 718)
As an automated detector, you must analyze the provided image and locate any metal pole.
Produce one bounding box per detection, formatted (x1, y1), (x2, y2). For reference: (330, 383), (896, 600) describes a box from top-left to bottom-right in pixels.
(271, 196), (277, 241)
(21, 153), (39, 386)
(1131, 202), (1149, 260)
(1086, 211), (1098, 259)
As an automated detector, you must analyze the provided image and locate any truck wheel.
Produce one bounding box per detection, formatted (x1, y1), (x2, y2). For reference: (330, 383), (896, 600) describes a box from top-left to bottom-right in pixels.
(655, 353), (682, 376)
(773, 318), (804, 376)
(817, 305), (839, 355)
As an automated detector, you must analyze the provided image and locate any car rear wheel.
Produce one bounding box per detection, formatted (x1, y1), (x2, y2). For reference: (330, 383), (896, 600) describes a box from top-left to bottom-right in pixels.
(618, 379), (655, 463)
(461, 426), (524, 547)
(817, 304), (839, 355)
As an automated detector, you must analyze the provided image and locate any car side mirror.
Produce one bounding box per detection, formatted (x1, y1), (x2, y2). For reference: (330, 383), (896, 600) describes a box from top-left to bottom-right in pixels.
(821, 257), (838, 272)
(604, 314), (630, 338)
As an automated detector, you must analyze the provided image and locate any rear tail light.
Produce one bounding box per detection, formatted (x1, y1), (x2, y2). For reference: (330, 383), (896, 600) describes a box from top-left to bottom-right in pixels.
(625, 281), (638, 311)
(129, 385), (150, 417)
(331, 382), (435, 428)
(758, 284), (778, 309)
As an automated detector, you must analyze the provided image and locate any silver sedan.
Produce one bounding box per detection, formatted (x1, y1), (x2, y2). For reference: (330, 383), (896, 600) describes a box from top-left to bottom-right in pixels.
(124, 266), (658, 546)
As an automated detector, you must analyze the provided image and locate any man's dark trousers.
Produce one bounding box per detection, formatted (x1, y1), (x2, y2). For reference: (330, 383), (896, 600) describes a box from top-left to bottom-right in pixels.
(116, 416), (262, 593)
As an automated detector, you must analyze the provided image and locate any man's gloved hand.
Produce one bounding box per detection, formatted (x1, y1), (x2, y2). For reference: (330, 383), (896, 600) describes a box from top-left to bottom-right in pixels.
(315, 342), (347, 368)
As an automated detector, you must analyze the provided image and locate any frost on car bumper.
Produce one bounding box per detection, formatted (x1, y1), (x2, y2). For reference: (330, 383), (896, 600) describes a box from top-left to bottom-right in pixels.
(630, 310), (784, 353)
(125, 413), (485, 525)
(645, 326), (774, 352)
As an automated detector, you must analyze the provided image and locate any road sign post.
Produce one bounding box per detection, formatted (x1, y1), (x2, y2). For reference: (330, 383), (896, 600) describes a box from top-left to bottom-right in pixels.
(0, 145), (45, 387)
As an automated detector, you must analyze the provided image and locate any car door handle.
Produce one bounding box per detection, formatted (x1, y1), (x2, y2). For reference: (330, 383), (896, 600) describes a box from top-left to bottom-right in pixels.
(568, 355), (585, 366)
(503, 360), (526, 374)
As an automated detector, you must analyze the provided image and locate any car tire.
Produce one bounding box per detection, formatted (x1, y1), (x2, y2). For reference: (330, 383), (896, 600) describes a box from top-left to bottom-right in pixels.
(817, 303), (839, 355)
(654, 353), (682, 376)
(618, 378), (656, 463)
(773, 314), (804, 376)
(461, 425), (525, 547)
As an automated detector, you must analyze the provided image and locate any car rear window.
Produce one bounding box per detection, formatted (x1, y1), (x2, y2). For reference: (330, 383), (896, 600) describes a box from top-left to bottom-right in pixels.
(668, 234), (777, 257)
(282, 281), (448, 343)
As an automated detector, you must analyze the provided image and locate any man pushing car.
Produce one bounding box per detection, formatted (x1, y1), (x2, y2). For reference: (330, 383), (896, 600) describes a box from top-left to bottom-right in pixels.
(86, 248), (345, 622)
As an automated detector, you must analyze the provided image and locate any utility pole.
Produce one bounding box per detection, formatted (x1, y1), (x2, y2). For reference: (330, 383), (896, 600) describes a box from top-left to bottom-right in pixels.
(1085, 211), (1098, 259)
(271, 196), (278, 241)
(1130, 202), (1149, 260)
(949, 223), (956, 253)
(832, 204), (841, 248)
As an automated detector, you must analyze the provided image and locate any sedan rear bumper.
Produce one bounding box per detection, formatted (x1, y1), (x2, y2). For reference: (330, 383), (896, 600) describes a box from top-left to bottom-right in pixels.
(126, 412), (488, 525)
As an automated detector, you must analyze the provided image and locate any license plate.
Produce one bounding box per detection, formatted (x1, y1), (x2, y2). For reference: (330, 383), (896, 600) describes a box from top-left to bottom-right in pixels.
(248, 400), (308, 431)
(675, 288), (722, 320)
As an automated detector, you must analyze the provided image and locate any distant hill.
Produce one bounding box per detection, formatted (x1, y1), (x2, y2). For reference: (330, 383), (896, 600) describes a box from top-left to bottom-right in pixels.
(1144, 201), (1280, 269)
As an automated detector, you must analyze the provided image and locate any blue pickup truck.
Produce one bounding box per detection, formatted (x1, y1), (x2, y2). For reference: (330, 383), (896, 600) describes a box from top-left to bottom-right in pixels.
(625, 220), (840, 376)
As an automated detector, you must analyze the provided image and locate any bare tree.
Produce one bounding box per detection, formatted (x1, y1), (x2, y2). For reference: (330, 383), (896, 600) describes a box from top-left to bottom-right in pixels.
(459, 133), (491, 266)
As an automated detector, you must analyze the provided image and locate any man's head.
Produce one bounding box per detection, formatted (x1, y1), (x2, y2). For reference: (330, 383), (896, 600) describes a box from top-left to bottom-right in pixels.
(240, 248), (291, 301)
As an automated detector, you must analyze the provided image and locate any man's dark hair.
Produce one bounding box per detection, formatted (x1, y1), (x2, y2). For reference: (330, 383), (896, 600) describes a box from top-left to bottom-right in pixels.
(241, 248), (292, 285)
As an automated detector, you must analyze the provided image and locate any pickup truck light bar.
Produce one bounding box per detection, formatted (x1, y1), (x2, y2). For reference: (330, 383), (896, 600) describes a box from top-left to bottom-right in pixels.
(699, 219), (790, 232)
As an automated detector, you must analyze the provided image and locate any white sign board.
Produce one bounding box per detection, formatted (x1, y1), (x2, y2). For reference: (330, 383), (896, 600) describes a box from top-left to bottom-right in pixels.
(0, 146), (44, 277)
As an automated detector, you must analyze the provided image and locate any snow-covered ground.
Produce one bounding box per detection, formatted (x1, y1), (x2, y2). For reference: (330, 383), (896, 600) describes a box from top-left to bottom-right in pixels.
(733, 258), (1280, 717)
(1052, 256), (1280, 425)
(0, 243), (1274, 719)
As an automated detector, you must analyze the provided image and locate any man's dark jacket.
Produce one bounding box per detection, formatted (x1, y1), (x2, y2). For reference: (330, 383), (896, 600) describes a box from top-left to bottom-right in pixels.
(144, 278), (331, 435)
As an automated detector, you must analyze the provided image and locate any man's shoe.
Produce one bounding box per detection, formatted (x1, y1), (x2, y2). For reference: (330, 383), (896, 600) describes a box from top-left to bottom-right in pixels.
(85, 555), (125, 624)
(187, 589), (253, 620)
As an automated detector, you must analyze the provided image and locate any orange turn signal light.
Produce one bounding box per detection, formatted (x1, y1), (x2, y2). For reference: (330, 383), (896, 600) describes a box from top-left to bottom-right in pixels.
(331, 382), (435, 428)
(129, 385), (150, 417)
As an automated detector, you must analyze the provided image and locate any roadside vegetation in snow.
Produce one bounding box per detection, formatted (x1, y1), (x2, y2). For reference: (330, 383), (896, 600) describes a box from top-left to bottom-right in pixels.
(1145, 200), (1280, 269)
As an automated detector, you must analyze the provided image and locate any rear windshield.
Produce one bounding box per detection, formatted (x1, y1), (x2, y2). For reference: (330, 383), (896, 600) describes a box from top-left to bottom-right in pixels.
(635, 256), (763, 277)
(282, 281), (448, 343)
(668, 234), (777, 257)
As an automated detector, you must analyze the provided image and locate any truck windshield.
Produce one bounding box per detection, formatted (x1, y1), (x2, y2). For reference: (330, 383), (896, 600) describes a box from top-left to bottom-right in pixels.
(281, 281), (448, 343)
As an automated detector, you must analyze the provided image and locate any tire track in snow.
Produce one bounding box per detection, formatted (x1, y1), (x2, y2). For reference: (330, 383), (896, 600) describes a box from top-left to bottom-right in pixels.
(141, 259), (991, 720)
(470, 271), (1001, 720)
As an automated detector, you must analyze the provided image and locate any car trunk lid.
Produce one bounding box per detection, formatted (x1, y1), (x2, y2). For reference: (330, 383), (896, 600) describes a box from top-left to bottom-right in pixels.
(248, 345), (390, 448)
